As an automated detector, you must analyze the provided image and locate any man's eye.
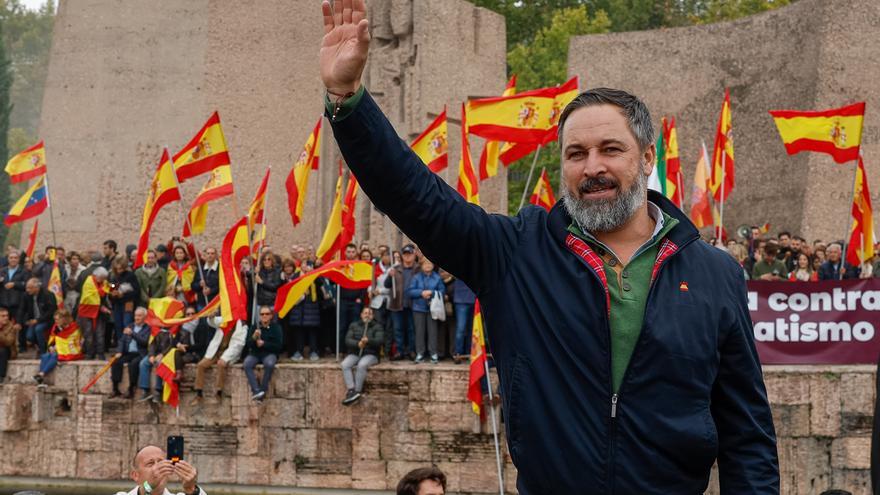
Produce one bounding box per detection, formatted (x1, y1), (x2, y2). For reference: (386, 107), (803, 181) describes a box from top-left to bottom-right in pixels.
(568, 151), (584, 160)
(604, 147), (621, 153)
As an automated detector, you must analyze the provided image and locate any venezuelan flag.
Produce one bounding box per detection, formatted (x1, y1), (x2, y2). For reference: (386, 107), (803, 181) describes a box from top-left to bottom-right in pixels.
(4, 177), (48, 226)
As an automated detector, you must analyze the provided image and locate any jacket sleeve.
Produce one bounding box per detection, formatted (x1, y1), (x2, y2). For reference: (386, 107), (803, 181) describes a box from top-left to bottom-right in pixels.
(712, 269), (779, 494)
(262, 323), (283, 354)
(405, 276), (423, 299)
(368, 322), (384, 347)
(38, 293), (55, 324)
(344, 322), (360, 349)
(133, 327), (151, 347)
(329, 91), (524, 294)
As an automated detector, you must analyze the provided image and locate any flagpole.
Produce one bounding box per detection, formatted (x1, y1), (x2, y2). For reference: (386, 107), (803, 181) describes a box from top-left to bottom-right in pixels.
(481, 319), (505, 495)
(165, 147), (208, 288)
(517, 145), (543, 211)
(252, 166), (271, 327)
(41, 162), (59, 248)
(839, 155), (861, 280)
(717, 151), (726, 242)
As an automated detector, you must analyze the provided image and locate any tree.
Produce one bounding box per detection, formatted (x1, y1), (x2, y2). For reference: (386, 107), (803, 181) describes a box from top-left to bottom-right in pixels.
(0, 16), (13, 248)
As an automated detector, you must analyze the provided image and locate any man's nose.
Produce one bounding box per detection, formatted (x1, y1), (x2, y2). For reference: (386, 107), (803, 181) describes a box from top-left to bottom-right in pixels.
(581, 150), (609, 177)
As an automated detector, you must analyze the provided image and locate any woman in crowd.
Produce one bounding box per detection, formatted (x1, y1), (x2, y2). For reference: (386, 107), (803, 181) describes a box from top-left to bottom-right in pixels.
(166, 244), (198, 305)
(406, 258), (445, 364)
(255, 252), (282, 310)
(789, 253), (818, 281)
(34, 309), (83, 387)
(727, 243), (750, 280)
(287, 260), (323, 361)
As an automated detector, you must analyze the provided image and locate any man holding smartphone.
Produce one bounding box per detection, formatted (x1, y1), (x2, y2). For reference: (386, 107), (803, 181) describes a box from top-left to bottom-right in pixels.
(116, 445), (204, 495)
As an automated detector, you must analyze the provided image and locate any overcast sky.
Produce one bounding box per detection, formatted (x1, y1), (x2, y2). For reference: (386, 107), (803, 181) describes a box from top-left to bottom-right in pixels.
(20, 0), (50, 11)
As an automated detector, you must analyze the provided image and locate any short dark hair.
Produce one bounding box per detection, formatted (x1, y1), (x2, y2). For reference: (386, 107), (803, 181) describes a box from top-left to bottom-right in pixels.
(345, 243), (357, 250)
(763, 242), (780, 257)
(777, 231), (791, 239)
(103, 240), (117, 251)
(557, 87), (654, 151)
(396, 466), (446, 495)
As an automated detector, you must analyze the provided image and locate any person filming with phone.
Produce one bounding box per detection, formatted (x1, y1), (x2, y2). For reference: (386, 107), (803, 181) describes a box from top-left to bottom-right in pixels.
(115, 444), (204, 495)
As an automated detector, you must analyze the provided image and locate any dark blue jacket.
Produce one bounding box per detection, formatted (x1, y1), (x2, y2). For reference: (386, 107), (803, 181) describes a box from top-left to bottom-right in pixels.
(328, 91), (779, 494)
(116, 323), (151, 356)
(817, 259), (860, 280)
(450, 278), (476, 305)
(405, 271), (445, 313)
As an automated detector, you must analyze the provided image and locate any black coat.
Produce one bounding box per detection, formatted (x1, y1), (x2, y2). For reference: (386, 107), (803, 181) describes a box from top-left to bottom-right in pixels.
(256, 268), (282, 307)
(199, 265), (220, 306)
(330, 91), (779, 494)
(287, 279), (323, 328)
(116, 323), (151, 356)
(818, 260), (860, 280)
(0, 266), (29, 310)
(17, 289), (57, 326)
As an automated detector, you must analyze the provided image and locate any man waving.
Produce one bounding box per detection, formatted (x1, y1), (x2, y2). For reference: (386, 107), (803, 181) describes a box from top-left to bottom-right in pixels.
(317, 1), (779, 493)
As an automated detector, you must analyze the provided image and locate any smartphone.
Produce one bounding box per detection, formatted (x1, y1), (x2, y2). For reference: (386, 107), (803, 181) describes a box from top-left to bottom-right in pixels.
(167, 435), (184, 464)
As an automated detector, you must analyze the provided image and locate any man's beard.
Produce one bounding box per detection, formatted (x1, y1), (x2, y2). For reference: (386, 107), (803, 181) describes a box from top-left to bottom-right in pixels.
(561, 163), (648, 233)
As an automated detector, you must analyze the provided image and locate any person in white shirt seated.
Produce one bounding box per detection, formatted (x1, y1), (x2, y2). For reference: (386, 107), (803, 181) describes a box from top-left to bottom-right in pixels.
(115, 445), (205, 495)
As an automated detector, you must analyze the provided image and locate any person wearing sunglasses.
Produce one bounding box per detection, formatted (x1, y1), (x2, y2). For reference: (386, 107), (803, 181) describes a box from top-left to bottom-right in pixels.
(243, 306), (282, 403)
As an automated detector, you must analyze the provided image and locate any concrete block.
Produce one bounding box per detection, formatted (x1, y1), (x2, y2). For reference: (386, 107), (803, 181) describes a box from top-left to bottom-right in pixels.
(236, 455), (271, 485)
(351, 460), (387, 490)
(772, 404), (811, 437)
(840, 373), (874, 414)
(764, 373), (811, 405)
(810, 374), (841, 437)
(832, 437), (871, 469)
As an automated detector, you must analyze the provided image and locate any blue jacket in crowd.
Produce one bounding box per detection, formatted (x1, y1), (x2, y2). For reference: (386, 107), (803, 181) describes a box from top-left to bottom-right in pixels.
(405, 271), (445, 313)
(329, 90), (778, 494)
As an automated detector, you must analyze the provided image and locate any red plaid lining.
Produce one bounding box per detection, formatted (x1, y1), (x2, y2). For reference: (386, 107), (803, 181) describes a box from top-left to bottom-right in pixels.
(565, 233), (611, 314)
(651, 238), (679, 283)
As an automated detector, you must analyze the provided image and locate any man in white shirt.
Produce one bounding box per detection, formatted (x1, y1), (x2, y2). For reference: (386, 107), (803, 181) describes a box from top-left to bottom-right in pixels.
(115, 445), (205, 495)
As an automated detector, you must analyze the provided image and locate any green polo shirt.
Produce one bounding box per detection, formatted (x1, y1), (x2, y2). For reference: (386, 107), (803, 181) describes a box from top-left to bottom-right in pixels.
(568, 204), (678, 393)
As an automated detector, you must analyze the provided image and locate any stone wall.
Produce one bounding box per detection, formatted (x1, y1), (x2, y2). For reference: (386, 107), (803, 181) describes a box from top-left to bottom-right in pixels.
(34, 0), (507, 252)
(0, 360), (875, 494)
(568, 0), (880, 242)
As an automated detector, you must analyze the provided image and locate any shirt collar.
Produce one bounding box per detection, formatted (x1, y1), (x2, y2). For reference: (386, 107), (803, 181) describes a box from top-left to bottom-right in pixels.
(204, 260), (219, 271)
(572, 201), (667, 261)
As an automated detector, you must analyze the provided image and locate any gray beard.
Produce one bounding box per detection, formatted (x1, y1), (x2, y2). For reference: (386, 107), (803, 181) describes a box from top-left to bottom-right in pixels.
(562, 164), (648, 233)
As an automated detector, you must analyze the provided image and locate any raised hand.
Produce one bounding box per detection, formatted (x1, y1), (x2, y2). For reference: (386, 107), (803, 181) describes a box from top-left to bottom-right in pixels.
(320, 0), (370, 95)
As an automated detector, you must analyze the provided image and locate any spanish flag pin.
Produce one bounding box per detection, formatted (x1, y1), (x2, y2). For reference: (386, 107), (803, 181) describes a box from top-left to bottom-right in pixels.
(679, 281), (689, 292)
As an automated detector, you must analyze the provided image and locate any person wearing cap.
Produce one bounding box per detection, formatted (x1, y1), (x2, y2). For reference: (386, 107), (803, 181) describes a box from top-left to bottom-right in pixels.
(384, 243), (418, 359)
(317, 4), (777, 492)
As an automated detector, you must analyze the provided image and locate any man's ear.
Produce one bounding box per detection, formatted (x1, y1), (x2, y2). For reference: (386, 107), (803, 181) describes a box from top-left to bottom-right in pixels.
(642, 143), (656, 176)
(130, 468), (140, 483)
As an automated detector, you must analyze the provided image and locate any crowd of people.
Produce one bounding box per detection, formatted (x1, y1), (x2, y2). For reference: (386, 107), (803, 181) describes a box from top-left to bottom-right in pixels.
(0, 225), (876, 407)
(0, 236), (478, 407)
(713, 226), (880, 281)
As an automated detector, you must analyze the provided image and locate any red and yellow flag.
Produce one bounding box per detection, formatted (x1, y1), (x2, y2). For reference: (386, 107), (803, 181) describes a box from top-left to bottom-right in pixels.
(48, 261), (63, 308)
(286, 117), (322, 227)
(689, 142), (714, 229)
(467, 85), (560, 144)
(316, 169), (358, 263)
(456, 104), (480, 206)
(4, 176), (48, 226)
(274, 260), (372, 318)
(5, 140), (46, 184)
(248, 168), (270, 235)
(710, 89), (734, 202)
(529, 168), (556, 212)
(468, 300), (487, 415)
(479, 76), (517, 180)
(78, 275), (108, 321)
(25, 220), (38, 260)
(769, 102), (865, 164)
(145, 296), (220, 333)
(663, 117), (683, 208)
(173, 111), (232, 182)
(220, 217), (250, 326)
(183, 164), (234, 237)
(540, 76), (579, 146)
(410, 108), (448, 173)
(499, 141), (538, 167)
(155, 348), (179, 407)
(846, 156), (874, 267)
(134, 149), (182, 269)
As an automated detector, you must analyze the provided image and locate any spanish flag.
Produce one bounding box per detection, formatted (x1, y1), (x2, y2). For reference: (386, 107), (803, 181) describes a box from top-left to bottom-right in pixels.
(529, 168), (556, 212)
(663, 117), (683, 208)
(78, 275), (108, 322)
(316, 168), (358, 263)
(155, 348), (179, 407)
(219, 217), (250, 325)
(173, 111), (232, 182)
(50, 321), (83, 361)
(479, 76), (516, 180)
(710, 89), (734, 202)
(466, 85), (560, 144)
(5, 140), (46, 184)
(145, 295), (221, 333)
(48, 261), (63, 308)
(499, 141), (538, 167)
(846, 156), (874, 267)
(689, 142), (714, 229)
(539, 77), (579, 146)
(410, 108), (448, 173)
(183, 164), (234, 237)
(24, 220), (38, 260)
(248, 168), (270, 235)
(4, 176), (48, 226)
(286, 117), (322, 227)
(456, 104), (480, 206)
(468, 300), (487, 415)
(769, 102), (865, 164)
(274, 260), (372, 318)
(134, 150), (181, 269)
